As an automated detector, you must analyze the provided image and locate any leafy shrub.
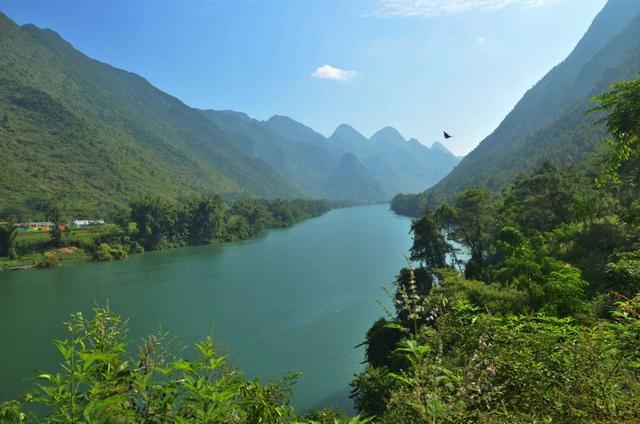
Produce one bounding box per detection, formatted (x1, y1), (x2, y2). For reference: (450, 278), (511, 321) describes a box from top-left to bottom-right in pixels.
(92, 243), (128, 261)
(354, 295), (640, 423)
(1, 307), (368, 423)
(37, 251), (60, 268)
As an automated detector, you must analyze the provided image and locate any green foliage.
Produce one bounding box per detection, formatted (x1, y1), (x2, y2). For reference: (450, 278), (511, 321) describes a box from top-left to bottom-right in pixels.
(540, 266), (589, 317)
(356, 85), (640, 420)
(592, 78), (640, 183)
(606, 252), (640, 296)
(92, 243), (128, 261)
(355, 286), (640, 423)
(0, 13), (300, 218)
(37, 251), (60, 268)
(127, 196), (330, 251)
(0, 223), (18, 259)
(409, 214), (451, 270)
(0, 197), (330, 270)
(501, 162), (581, 233)
(436, 188), (494, 278)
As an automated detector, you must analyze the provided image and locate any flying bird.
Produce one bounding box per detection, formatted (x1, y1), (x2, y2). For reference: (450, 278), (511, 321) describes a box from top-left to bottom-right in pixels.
(443, 131), (453, 140)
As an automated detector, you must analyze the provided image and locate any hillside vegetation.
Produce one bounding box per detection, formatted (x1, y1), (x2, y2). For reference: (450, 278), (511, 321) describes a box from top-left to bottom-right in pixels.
(0, 13), (301, 217)
(352, 76), (640, 422)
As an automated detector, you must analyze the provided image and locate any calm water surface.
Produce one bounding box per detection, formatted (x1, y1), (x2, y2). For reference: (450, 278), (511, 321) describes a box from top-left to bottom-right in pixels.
(0, 204), (412, 410)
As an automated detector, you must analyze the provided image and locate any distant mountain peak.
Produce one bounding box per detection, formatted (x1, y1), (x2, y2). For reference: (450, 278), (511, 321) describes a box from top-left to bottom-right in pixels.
(267, 114), (295, 125)
(331, 123), (367, 141)
(267, 114), (316, 133)
(371, 126), (406, 144)
(431, 141), (453, 155)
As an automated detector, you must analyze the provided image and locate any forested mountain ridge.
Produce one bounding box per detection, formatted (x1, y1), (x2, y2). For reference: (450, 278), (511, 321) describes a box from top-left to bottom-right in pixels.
(0, 12), (303, 217)
(392, 0), (640, 216)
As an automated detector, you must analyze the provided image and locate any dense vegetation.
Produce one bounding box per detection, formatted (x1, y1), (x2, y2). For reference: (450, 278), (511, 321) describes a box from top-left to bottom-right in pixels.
(0, 12), (304, 218)
(392, 0), (640, 215)
(0, 198), (330, 269)
(122, 197), (331, 251)
(351, 77), (640, 422)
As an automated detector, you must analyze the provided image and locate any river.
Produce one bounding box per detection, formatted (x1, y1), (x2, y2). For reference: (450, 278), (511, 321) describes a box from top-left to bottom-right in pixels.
(0, 204), (413, 411)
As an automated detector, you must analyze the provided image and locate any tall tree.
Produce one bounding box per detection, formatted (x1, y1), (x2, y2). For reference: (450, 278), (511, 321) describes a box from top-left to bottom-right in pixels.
(47, 203), (64, 247)
(409, 213), (451, 271)
(189, 196), (225, 245)
(501, 163), (579, 234)
(437, 189), (494, 278)
(0, 224), (18, 259)
(592, 77), (640, 183)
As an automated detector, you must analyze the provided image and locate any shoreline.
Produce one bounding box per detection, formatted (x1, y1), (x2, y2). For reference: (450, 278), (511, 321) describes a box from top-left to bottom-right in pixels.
(1, 209), (337, 273)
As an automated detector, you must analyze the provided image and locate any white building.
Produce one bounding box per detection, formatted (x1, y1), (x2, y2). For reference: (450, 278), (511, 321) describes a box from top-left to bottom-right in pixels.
(70, 219), (106, 229)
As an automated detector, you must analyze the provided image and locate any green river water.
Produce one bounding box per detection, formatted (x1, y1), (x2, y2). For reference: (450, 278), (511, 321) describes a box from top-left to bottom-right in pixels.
(0, 204), (412, 411)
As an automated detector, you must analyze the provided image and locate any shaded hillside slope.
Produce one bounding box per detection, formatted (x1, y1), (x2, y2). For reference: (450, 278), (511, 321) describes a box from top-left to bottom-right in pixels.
(0, 13), (298, 216)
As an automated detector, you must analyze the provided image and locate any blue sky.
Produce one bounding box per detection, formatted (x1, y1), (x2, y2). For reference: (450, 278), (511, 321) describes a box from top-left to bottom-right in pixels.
(0, 0), (607, 154)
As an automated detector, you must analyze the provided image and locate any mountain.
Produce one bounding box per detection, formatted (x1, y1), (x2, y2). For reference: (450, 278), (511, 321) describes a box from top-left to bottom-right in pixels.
(329, 125), (460, 195)
(324, 152), (384, 202)
(201, 111), (386, 202)
(393, 0), (640, 215)
(0, 10), (457, 216)
(329, 124), (371, 158)
(203, 112), (460, 202)
(0, 12), (302, 216)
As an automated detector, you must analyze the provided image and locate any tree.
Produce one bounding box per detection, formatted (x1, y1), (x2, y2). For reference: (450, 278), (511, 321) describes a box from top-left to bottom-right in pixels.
(130, 197), (177, 250)
(501, 163), (579, 233)
(541, 266), (589, 318)
(437, 189), (494, 279)
(592, 77), (640, 183)
(0, 223), (18, 259)
(111, 207), (131, 234)
(188, 196), (225, 245)
(47, 203), (64, 247)
(409, 213), (452, 271)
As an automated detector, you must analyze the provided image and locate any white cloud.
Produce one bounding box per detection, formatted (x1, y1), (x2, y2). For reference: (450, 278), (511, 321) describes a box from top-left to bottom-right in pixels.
(370, 0), (554, 18)
(311, 64), (359, 82)
(477, 36), (486, 43)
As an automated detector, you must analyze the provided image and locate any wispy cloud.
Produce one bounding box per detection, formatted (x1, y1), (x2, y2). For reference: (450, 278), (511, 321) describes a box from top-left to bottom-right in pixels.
(476, 36), (486, 43)
(311, 64), (359, 82)
(369, 0), (554, 18)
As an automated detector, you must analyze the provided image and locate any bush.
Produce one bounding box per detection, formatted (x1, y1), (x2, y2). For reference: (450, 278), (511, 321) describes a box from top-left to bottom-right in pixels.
(37, 251), (60, 268)
(128, 241), (144, 254)
(353, 295), (640, 423)
(92, 243), (128, 261)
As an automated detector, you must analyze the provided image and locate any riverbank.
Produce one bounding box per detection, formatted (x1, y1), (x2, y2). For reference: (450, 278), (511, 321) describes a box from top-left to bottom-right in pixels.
(1, 198), (334, 272)
(0, 228), (115, 271)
